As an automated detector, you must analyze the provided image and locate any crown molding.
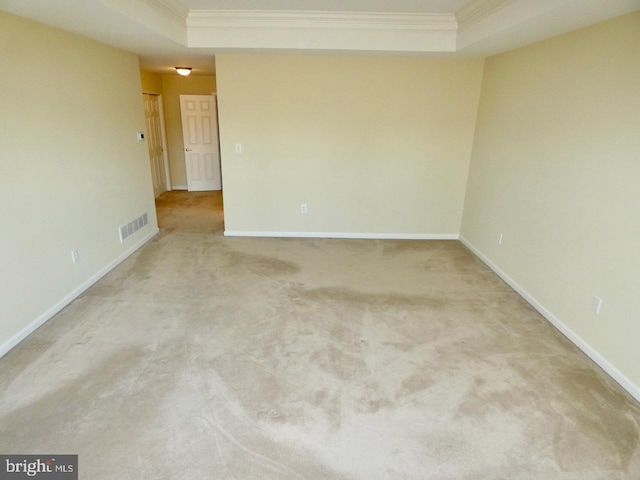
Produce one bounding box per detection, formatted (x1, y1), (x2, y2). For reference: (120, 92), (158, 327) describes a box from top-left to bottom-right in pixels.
(456, 0), (516, 31)
(187, 10), (458, 31)
(147, 0), (189, 23)
(186, 10), (458, 52)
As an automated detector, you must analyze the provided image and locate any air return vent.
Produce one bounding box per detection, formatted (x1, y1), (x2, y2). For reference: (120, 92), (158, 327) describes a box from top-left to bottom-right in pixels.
(119, 213), (148, 243)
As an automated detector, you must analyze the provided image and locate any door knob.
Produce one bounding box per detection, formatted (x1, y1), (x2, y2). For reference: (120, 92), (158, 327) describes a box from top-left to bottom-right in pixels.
(185, 147), (192, 152)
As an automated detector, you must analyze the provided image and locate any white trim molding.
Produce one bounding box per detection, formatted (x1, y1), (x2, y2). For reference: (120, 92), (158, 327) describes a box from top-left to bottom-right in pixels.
(187, 10), (458, 30)
(459, 235), (640, 403)
(148, 0), (189, 23)
(186, 10), (458, 52)
(456, 0), (516, 31)
(225, 231), (459, 240)
(0, 228), (159, 359)
(156, 94), (172, 192)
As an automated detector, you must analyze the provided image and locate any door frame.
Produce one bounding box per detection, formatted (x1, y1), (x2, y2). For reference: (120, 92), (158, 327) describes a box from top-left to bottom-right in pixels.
(156, 94), (172, 191)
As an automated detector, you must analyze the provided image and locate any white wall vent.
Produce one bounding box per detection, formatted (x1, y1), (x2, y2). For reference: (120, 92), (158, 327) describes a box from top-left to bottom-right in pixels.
(119, 212), (149, 243)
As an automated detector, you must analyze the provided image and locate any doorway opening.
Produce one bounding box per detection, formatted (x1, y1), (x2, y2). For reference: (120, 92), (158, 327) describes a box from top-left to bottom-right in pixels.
(151, 92), (224, 235)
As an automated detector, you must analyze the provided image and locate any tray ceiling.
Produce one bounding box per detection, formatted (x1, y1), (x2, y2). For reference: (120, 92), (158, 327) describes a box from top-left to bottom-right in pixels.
(0, 0), (638, 74)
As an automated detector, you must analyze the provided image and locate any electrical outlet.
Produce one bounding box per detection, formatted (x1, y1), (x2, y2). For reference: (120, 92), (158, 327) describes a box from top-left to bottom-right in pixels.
(497, 233), (504, 245)
(300, 203), (308, 214)
(592, 296), (603, 314)
(71, 249), (80, 264)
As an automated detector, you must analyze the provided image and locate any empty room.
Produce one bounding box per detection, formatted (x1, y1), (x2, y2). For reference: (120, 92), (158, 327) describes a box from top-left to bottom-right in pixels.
(1, 1), (639, 478)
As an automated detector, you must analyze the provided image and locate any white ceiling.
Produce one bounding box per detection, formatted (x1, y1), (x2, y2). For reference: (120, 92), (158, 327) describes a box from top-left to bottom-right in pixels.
(0, 0), (638, 75)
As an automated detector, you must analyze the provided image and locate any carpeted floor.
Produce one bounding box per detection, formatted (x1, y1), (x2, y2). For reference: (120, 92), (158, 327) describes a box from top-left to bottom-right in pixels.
(1, 190), (639, 479)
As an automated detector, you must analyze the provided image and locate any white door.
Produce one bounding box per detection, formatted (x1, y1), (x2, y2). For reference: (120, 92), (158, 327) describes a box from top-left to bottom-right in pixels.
(180, 94), (221, 191)
(143, 94), (167, 198)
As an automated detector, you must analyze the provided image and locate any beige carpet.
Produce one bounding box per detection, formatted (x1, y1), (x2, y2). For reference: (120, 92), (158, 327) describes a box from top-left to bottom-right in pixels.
(1, 190), (639, 479)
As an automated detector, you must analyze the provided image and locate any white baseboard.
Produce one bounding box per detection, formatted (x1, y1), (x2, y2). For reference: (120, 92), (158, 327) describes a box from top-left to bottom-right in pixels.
(459, 235), (640, 403)
(224, 231), (460, 240)
(171, 185), (188, 190)
(0, 227), (159, 359)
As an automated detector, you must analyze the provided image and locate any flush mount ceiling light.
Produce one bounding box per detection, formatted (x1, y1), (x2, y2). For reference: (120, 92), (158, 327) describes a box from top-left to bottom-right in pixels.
(175, 67), (192, 76)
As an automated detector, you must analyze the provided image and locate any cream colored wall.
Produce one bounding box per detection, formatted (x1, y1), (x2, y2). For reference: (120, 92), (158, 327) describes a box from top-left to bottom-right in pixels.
(160, 74), (217, 188)
(216, 55), (484, 235)
(140, 69), (162, 94)
(461, 13), (640, 394)
(0, 12), (158, 353)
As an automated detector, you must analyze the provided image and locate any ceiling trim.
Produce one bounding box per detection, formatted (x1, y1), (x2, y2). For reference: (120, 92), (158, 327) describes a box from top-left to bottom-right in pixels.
(186, 10), (458, 31)
(148, 0), (189, 23)
(456, 0), (516, 31)
(185, 10), (458, 52)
